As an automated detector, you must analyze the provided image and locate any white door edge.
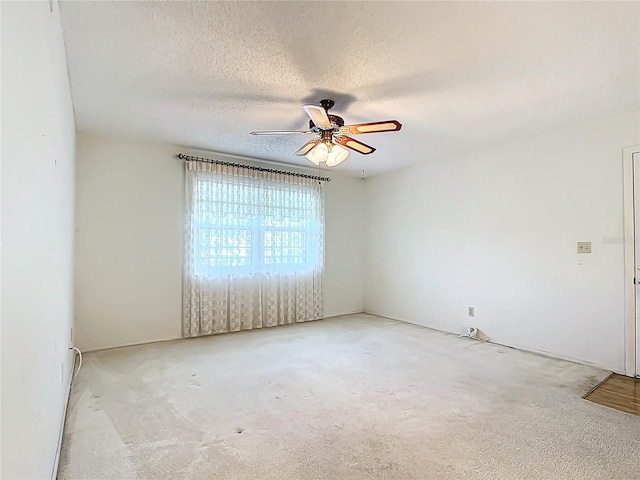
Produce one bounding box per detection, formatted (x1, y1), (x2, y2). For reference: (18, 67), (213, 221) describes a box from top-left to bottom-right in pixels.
(623, 145), (640, 377)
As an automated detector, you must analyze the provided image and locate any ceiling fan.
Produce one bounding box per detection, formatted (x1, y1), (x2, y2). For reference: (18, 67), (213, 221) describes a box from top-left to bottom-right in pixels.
(250, 99), (402, 167)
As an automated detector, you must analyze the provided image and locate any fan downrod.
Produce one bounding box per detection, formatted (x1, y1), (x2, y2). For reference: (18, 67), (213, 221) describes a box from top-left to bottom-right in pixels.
(318, 99), (335, 112)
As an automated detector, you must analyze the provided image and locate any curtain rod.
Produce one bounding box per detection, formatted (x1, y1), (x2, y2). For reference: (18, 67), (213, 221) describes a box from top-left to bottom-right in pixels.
(177, 153), (331, 182)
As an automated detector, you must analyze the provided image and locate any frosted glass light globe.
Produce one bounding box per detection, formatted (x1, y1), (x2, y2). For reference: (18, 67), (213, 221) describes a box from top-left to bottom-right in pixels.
(325, 144), (350, 167)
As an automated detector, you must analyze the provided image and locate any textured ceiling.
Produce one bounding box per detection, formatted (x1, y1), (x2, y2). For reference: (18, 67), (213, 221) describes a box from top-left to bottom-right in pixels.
(59, 1), (639, 176)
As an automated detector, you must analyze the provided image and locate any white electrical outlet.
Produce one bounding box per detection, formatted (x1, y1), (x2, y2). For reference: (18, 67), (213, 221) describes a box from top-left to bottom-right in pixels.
(468, 306), (475, 317)
(577, 241), (592, 254)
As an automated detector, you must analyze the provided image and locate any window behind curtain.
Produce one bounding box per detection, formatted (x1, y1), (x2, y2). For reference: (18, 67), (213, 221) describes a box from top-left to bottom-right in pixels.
(189, 170), (324, 278)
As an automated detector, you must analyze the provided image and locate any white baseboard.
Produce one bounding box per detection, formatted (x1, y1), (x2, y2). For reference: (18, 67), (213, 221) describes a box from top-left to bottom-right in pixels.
(493, 340), (622, 375)
(363, 311), (622, 374)
(80, 335), (182, 353)
(51, 351), (75, 480)
(80, 313), (367, 353)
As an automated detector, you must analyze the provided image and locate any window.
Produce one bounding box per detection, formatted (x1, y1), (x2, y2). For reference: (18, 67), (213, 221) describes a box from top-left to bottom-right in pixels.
(189, 173), (324, 278)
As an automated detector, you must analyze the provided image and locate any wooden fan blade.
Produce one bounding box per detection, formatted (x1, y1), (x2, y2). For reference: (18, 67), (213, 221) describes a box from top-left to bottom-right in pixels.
(294, 139), (320, 156)
(250, 130), (314, 135)
(339, 120), (402, 135)
(333, 135), (376, 155)
(302, 105), (332, 129)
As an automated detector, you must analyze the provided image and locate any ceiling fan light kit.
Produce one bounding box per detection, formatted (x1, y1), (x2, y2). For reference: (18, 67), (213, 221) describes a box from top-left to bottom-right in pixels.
(305, 142), (350, 167)
(250, 99), (402, 168)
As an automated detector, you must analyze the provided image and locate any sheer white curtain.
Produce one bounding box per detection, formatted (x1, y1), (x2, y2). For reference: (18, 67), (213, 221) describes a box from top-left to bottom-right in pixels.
(183, 160), (324, 337)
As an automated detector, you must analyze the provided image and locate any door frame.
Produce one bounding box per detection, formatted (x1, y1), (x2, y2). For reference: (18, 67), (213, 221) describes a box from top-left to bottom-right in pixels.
(622, 144), (640, 377)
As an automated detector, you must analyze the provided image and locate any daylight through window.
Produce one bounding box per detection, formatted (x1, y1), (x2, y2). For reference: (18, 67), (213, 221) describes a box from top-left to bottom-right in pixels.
(189, 174), (324, 277)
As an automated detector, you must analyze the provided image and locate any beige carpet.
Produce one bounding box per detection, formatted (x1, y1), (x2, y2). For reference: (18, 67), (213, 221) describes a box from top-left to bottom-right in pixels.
(58, 314), (640, 479)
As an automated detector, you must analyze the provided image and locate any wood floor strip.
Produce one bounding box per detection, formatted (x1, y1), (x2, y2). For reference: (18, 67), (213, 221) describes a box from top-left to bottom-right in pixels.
(585, 374), (640, 416)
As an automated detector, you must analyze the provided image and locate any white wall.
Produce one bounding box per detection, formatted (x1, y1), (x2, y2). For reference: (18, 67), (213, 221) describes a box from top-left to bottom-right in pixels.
(74, 133), (364, 351)
(1, 1), (77, 479)
(323, 171), (365, 317)
(74, 136), (183, 351)
(364, 110), (640, 372)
